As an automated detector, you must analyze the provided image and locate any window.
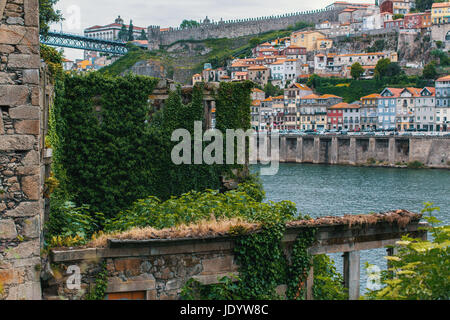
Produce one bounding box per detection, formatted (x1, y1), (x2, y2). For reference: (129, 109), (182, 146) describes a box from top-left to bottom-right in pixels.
(106, 291), (146, 300)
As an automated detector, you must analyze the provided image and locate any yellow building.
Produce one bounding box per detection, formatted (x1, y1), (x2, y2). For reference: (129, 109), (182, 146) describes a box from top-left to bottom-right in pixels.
(192, 73), (202, 85)
(290, 30), (333, 51)
(432, 2), (450, 25)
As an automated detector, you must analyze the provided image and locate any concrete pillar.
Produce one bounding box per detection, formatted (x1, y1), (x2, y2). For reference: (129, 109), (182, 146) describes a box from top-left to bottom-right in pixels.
(280, 136), (287, 163)
(343, 251), (360, 300)
(330, 137), (338, 164)
(369, 137), (376, 159)
(305, 265), (314, 300)
(313, 137), (320, 164)
(386, 247), (399, 272)
(349, 137), (357, 165)
(388, 137), (396, 164)
(296, 136), (303, 163)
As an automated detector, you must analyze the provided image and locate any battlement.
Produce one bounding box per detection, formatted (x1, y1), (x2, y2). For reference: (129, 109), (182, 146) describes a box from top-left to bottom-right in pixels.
(147, 7), (340, 49)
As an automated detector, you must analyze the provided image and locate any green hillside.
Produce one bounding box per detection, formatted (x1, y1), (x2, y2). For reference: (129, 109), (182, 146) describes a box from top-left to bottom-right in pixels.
(99, 22), (313, 79)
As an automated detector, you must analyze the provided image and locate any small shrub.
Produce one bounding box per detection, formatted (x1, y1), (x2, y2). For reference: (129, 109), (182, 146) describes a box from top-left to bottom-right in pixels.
(45, 199), (104, 247)
(364, 203), (450, 300)
(407, 161), (424, 169)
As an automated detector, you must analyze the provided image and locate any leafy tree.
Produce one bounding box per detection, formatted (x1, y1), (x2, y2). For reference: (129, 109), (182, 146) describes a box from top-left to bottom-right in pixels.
(393, 14), (404, 20)
(264, 82), (284, 98)
(307, 74), (321, 89)
(39, 0), (63, 36)
(118, 25), (128, 41)
(127, 20), (134, 41)
(364, 203), (450, 300)
(415, 0), (441, 11)
(287, 21), (314, 31)
(422, 62), (438, 80)
(249, 37), (261, 48)
(40, 44), (64, 80)
(351, 62), (365, 80)
(385, 62), (402, 77)
(180, 19), (200, 29)
(367, 39), (385, 53)
(138, 29), (147, 40)
(375, 58), (391, 78)
(431, 49), (450, 66)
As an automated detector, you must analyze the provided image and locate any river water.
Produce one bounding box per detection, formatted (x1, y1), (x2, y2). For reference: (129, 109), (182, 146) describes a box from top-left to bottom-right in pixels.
(251, 163), (450, 295)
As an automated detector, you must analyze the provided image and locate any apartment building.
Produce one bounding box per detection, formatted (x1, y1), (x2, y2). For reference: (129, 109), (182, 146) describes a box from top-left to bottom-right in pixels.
(436, 75), (450, 131)
(432, 2), (450, 25)
(415, 87), (436, 131)
(299, 94), (343, 130)
(360, 93), (379, 130)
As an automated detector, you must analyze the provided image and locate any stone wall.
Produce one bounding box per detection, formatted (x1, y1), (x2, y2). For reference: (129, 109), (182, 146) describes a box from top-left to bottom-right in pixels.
(47, 240), (239, 300)
(46, 213), (426, 300)
(148, 8), (340, 49)
(272, 135), (450, 168)
(0, 0), (47, 300)
(431, 24), (450, 51)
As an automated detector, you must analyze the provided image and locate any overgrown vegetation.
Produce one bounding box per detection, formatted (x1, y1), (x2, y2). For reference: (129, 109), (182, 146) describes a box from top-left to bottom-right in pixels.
(177, 188), (347, 300)
(364, 203), (449, 300)
(306, 74), (434, 103)
(100, 22), (313, 77)
(99, 45), (159, 76)
(84, 262), (108, 300)
(40, 44), (64, 80)
(407, 161), (425, 169)
(39, 0), (63, 36)
(48, 73), (253, 235)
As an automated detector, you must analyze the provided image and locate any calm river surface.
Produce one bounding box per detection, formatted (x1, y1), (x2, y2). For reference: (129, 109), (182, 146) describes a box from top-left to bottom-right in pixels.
(251, 163), (450, 295)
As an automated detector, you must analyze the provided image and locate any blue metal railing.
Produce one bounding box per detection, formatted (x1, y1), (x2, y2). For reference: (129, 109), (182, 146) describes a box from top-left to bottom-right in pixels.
(39, 31), (128, 55)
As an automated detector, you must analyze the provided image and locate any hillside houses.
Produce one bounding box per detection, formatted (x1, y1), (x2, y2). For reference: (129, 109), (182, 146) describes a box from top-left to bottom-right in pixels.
(190, 1), (449, 123)
(248, 80), (449, 132)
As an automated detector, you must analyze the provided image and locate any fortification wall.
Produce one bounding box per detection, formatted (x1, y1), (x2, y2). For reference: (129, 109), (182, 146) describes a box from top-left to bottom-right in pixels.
(148, 8), (340, 48)
(0, 0), (49, 300)
(431, 24), (450, 50)
(273, 135), (450, 169)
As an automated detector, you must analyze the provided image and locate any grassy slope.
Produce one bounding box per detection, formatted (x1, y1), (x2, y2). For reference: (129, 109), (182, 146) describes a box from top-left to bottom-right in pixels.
(99, 23), (312, 77)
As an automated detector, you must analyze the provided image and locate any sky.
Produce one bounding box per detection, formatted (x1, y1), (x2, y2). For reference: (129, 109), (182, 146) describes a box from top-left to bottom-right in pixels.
(52, 0), (374, 60)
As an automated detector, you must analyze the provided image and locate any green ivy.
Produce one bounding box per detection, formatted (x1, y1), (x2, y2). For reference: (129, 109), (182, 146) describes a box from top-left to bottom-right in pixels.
(286, 228), (317, 300)
(85, 261), (108, 300)
(180, 208), (347, 300)
(52, 74), (253, 221)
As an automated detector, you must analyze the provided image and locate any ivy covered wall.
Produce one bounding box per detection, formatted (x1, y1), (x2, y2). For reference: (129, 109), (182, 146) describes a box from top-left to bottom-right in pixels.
(51, 73), (253, 219)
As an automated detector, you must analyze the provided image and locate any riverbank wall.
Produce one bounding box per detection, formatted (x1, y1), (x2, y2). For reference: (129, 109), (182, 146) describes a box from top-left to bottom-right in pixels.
(46, 211), (426, 300)
(269, 135), (450, 169)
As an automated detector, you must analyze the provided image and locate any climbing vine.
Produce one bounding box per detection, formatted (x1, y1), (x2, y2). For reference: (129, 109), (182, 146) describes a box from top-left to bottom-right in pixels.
(286, 228), (317, 300)
(215, 80), (253, 177)
(85, 261), (108, 300)
(51, 74), (253, 224)
(181, 211), (347, 300)
(180, 207), (333, 300)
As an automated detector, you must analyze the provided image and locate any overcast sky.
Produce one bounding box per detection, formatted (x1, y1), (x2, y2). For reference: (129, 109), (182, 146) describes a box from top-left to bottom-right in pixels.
(53, 0), (372, 60)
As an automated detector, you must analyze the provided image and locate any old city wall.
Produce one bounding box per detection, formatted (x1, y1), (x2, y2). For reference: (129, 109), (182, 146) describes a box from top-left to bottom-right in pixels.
(276, 135), (450, 168)
(431, 23), (450, 50)
(148, 9), (340, 48)
(0, 0), (50, 300)
(47, 216), (426, 300)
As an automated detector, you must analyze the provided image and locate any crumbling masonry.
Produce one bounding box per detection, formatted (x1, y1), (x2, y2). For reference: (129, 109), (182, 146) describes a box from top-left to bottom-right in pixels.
(0, 0), (50, 300)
